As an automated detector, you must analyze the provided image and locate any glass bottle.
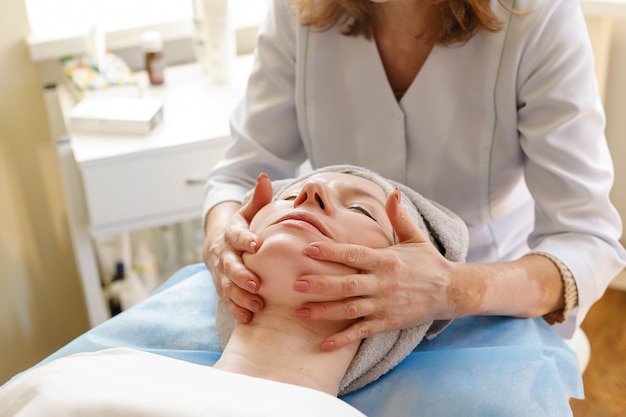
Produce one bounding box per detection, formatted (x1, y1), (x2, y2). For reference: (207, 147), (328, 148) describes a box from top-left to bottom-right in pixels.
(141, 31), (165, 85)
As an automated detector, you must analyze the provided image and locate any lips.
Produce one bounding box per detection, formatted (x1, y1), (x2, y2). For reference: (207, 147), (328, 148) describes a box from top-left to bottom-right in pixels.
(272, 212), (330, 238)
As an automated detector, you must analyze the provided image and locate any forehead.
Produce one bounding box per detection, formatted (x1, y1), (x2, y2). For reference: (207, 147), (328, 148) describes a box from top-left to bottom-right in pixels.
(279, 172), (387, 200)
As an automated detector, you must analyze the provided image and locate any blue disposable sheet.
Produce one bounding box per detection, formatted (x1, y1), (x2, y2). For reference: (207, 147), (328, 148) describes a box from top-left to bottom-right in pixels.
(24, 264), (583, 416)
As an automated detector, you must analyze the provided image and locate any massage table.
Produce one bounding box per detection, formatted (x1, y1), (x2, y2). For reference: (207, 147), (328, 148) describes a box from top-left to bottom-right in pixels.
(20, 263), (583, 416)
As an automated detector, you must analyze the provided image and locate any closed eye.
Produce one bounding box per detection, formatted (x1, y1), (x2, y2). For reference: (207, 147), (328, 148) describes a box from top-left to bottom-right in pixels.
(349, 205), (376, 221)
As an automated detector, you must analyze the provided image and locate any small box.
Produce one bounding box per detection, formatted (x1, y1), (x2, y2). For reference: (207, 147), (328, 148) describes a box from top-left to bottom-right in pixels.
(69, 97), (164, 135)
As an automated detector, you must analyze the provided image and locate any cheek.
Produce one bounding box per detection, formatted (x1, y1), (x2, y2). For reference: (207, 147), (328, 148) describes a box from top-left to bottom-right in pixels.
(248, 203), (292, 235)
(243, 236), (304, 277)
(335, 217), (393, 248)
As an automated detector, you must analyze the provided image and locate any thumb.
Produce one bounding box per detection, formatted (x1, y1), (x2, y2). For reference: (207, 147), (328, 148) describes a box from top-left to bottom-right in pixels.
(385, 187), (430, 244)
(241, 173), (273, 223)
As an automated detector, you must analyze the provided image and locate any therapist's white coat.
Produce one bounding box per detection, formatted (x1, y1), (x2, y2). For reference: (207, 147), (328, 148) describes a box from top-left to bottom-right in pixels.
(204, 0), (626, 336)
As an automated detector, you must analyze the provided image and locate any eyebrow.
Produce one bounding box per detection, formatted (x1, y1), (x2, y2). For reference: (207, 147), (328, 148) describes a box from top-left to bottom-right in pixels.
(344, 188), (386, 208)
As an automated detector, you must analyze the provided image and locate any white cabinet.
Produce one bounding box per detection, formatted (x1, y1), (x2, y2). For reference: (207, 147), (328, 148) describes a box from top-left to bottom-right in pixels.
(81, 139), (230, 236)
(58, 58), (251, 327)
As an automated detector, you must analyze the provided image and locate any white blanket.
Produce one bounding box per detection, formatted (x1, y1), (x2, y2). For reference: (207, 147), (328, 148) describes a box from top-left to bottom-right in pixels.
(0, 348), (366, 417)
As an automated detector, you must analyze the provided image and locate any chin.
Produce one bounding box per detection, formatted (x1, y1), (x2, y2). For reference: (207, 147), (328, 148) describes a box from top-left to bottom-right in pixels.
(243, 234), (357, 304)
(245, 233), (356, 275)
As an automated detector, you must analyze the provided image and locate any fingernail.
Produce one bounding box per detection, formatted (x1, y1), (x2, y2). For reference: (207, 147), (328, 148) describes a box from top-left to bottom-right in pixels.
(303, 245), (320, 256)
(249, 241), (257, 252)
(293, 280), (309, 292)
(238, 312), (250, 323)
(395, 187), (401, 204)
(246, 280), (257, 293)
(321, 341), (335, 351)
(249, 300), (260, 312)
(295, 308), (311, 318)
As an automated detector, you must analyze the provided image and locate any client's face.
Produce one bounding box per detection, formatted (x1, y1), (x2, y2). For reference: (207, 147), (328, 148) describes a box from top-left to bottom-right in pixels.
(244, 172), (394, 305)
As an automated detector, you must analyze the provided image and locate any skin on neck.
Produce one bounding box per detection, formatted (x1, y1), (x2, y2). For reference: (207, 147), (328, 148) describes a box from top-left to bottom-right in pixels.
(214, 302), (360, 396)
(370, 0), (437, 97)
(371, 0), (435, 38)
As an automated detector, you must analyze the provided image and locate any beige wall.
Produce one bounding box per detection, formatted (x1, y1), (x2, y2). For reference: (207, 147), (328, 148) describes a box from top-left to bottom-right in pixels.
(586, 17), (626, 234)
(604, 22), (626, 235)
(0, 0), (89, 385)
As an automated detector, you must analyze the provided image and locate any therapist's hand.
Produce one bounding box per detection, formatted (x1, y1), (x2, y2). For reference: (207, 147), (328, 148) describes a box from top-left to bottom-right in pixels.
(293, 188), (458, 350)
(203, 174), (273, 323)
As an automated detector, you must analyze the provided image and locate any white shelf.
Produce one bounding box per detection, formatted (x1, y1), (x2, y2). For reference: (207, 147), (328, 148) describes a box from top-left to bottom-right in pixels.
(55, 56), (252, 327)
(70, 56), (252, 165)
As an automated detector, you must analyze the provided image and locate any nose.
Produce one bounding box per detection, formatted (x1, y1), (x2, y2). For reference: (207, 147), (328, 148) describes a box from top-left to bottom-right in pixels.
(293, 180), (330, 212)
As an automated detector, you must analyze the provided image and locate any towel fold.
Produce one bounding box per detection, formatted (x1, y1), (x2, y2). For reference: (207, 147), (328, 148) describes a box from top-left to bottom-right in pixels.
(216, 164), (469, 395)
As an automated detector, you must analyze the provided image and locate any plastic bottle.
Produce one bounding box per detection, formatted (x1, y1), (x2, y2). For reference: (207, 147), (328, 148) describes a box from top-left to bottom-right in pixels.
(121, 265), (151, 310)
(107, 262), (126, 316)
(85, 26), (107, 73)
(192, 0), (236, 84)
(154, 225), (180, 279)
(134, 242), (160, 293)
(106, 261), (151, 315)
(141, 31), (165, 85)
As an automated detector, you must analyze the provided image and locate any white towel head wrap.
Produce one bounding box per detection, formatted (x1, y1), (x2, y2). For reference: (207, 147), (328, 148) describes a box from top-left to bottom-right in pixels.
(216, 164), (469, 395)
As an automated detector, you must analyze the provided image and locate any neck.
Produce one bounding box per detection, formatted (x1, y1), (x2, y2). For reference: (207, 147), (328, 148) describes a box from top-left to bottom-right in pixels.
(214, 308), (359, 396)
(373, 1), (435, 38)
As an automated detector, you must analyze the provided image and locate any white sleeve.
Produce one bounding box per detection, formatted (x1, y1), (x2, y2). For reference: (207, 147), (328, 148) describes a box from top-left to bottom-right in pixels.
(517, 0), (626, 332)
(203, 0), (307, 218)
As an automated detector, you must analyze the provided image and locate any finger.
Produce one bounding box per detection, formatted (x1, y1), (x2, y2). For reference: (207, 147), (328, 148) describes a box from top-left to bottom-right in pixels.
(227, 282), (264, 314)
(221, 274), (264, 322)
(385, 187), (430, 244)
(240, 173), (273, 223)
(303, 242), (380, 271)
(320, 319), (388, 351)
(226, 174), (272, 253)
(295, 297), (377, 321)
(225, 297), (253, 323)
(220, 279), (249, 322)
(294, 273), (377, 297)
(221, 250), (261, 294)
(225, 225), (263, 254)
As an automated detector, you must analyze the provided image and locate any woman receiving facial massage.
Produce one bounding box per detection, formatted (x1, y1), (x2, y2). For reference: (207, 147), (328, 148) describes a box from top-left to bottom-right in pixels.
(0, 165), (468, 416)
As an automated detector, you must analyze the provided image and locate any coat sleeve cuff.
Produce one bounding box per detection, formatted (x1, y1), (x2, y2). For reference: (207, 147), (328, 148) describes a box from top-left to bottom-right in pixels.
(528, 251), (579, 325)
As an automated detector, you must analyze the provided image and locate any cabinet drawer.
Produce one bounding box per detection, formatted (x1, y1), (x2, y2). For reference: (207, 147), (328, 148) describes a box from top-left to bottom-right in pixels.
(80, 138), (231, 235)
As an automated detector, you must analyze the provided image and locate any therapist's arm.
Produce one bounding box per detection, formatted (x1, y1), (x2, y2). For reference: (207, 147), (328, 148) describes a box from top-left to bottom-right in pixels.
(450, 255), (566, 319)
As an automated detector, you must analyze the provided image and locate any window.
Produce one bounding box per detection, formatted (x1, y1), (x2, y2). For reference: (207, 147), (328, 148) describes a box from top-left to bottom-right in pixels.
(26, 0), (193, 39)
(25, 0), (270, 63)
(26, 0), (269, 39)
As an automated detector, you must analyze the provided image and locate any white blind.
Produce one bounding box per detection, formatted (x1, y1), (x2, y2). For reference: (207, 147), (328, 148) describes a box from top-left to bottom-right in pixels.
(25, 0), (270, 39)
(25, 0), (193, 38)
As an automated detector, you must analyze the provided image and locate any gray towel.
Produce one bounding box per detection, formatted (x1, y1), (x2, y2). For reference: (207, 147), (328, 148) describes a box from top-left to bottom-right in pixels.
(216, 164), (469, 395)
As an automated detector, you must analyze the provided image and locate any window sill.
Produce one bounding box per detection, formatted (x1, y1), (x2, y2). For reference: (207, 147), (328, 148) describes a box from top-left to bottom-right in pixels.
(27, 19), (259, 63)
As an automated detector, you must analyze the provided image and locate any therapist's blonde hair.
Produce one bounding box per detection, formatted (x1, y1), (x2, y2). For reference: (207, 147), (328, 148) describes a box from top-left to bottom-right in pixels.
(293, 0), (515, 45)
